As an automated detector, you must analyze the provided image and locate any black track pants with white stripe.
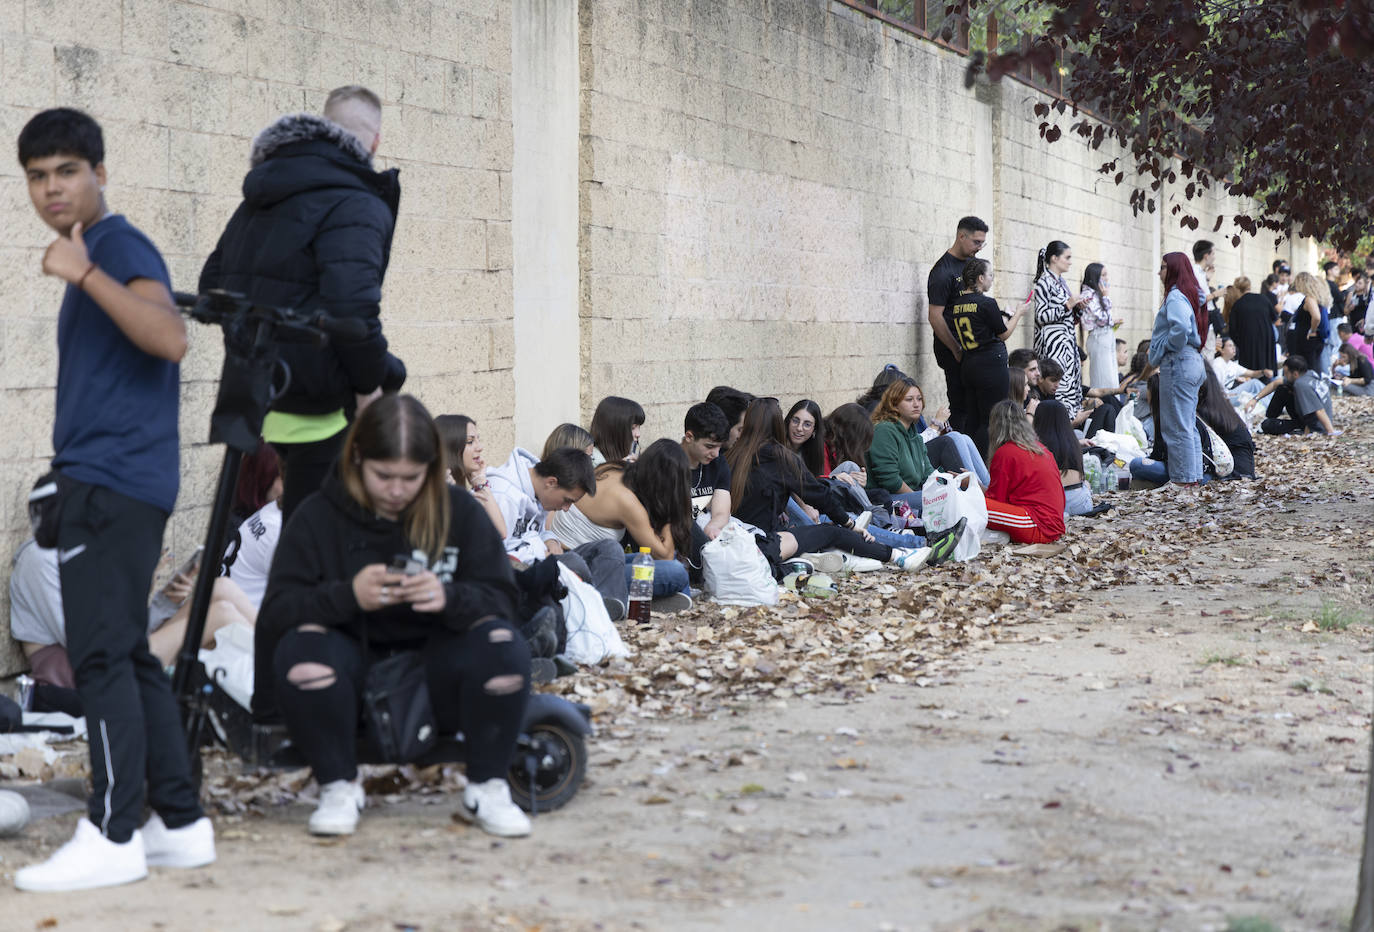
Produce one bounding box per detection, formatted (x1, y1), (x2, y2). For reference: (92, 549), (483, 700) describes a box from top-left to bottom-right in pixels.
(58, 479), (203, 843)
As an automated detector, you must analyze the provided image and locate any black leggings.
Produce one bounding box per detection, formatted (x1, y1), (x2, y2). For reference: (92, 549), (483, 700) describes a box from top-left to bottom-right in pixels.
(960, 344), (1009, 456)
(788, 524), (892, 562)
(274, 620), (531, 784)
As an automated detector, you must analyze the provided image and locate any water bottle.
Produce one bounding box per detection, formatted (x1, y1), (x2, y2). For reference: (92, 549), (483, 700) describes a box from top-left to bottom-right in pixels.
(628, 547), (654, 623)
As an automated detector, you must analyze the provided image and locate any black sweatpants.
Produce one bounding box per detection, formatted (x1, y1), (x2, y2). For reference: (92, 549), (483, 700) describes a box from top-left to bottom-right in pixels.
(1261, 383), (1320, 435)
(273, 429), (347, 521)
(274, 620), (531, 784)
(959, 343), (1009, 456)
(58, 479), (203, 843)
(786, 524), (891, 562)
(934, 343), (968, 434)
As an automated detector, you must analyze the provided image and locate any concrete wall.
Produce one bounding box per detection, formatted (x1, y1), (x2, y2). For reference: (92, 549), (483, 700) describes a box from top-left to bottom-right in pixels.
(0, 0), (1293, 675)
(576, 0), (1282, 444)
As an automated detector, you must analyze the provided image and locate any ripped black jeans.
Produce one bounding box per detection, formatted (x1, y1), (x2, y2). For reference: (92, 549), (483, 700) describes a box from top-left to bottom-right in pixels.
(274, 620), (531, 784)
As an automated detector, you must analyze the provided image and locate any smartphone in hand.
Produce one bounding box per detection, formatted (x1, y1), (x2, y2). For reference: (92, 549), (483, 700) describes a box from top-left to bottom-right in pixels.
(390, 554), (424, 577)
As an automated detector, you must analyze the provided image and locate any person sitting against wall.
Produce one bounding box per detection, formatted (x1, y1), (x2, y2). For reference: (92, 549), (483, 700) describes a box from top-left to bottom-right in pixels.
(730, 398), (960, 576)
(705, 386), (756, 451)
(258, 393), (532, 839)
(436, 414), (506, 539)
(857, 366), (989, 484)
(983, 400), (1067, 544)
(486, 441), (629, 620)
(9, 540), (257, 715)
(542, 423), (594, 460)
(1032, 400), (1096, 517)
(1197, 364), (1257, 479)
(589, 396), (644, 465)
(546, 438), (695, 614)
(778, 400), (924, 550)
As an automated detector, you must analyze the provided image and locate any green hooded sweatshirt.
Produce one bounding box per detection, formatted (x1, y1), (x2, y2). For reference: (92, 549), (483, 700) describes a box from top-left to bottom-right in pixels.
(866, 419), (934, 493)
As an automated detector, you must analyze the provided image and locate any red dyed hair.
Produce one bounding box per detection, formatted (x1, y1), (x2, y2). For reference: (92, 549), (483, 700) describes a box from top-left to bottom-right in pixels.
(1162, 251), (1206, 340)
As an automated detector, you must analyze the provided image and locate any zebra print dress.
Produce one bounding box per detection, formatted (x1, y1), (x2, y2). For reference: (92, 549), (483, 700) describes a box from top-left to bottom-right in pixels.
(1032, 271), (1084, 417)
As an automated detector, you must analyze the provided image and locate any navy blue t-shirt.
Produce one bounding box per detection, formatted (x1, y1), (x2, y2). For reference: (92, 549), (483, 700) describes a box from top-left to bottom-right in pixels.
(53, 214), (180, 513)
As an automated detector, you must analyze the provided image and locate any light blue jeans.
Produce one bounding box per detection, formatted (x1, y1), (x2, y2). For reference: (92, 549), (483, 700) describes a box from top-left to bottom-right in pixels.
(941, 432), (990, 486)
(624, 555), (691, 598)
(1157, 347), (1204, 484)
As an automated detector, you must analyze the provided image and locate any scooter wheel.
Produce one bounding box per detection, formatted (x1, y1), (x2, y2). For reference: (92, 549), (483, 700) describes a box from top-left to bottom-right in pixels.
(508, 722), (586, 813)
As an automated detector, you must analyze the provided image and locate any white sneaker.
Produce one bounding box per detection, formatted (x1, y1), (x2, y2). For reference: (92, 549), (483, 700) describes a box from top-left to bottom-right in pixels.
(309, 779), (365, 836)
(142, 814), (215, 868)
(458, 778), (531, 838)
(798, 551), (845, 574)
(839, 553), (884, 573)
(891, 546), (933, 572)
(14, 818), (148, 892)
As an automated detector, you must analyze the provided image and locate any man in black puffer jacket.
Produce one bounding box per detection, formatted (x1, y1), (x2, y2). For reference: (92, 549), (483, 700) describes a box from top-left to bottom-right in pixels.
(199, 85), (403, 518)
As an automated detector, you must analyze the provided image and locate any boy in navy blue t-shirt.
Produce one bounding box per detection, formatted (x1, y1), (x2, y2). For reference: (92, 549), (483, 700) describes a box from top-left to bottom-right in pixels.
(14, 109), (213, 892)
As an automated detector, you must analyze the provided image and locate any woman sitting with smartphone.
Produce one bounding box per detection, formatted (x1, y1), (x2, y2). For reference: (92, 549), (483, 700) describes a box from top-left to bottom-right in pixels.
(257, 394), (531, 840)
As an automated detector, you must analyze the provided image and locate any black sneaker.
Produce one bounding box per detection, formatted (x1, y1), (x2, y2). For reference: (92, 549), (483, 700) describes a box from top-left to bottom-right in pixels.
(925, 517), (967, 566)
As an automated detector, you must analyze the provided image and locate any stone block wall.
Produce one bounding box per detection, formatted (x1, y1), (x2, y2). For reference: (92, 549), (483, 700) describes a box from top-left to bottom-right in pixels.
(577, 0), (1283, 444)
(0, 0), (513, 675)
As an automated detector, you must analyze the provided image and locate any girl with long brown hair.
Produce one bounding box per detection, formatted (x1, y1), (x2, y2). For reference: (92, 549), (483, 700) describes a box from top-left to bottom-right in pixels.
(259, 394), (533, 840)
(983, 400), (1066, 543)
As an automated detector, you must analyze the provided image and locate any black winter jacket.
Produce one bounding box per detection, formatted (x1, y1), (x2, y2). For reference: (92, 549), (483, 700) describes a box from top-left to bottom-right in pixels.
(199, 114), (402, 415)
(730, 443), (850, 535)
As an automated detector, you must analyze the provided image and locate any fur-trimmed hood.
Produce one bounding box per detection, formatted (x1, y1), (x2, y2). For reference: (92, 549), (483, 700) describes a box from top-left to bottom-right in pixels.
(237, 112), (399, 217)
(250, 112), (372, 168)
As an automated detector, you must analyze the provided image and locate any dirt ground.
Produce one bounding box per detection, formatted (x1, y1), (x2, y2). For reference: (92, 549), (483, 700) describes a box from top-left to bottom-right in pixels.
(3, 402), (1373, 932)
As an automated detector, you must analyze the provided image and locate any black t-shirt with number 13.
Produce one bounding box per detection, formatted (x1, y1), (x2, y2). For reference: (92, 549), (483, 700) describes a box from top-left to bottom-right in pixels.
(943, 291), (1007, 352)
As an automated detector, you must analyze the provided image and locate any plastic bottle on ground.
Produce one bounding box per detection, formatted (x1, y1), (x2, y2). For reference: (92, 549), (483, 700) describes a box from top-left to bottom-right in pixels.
(628, 547), (654, 623)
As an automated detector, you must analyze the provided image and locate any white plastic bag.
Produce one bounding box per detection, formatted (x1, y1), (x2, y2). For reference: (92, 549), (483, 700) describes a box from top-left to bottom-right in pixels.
(557, 563), (630, 665)
(198, 621), (256, 711)
(1116, 404), (1149, 452)
(703, 524), (778, 606)
(1085, 429), (1145, 463)
(920, 471), (988, 562)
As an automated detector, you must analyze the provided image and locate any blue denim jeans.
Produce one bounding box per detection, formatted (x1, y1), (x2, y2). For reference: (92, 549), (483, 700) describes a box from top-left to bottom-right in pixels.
(624, 555), (691, 598)
(783, 498), (923, 548)
(942, 432), (990, 486)
(1157, 348), (1204, 483)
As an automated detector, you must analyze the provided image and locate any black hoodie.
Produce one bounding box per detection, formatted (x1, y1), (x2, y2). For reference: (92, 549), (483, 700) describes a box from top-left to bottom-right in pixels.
(253, 475), (519, 717)
(731, 443), (850, 535)
(199, 113), (402, 415)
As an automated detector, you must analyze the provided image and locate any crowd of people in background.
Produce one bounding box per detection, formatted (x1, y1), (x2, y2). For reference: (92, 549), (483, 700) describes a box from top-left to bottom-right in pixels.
(7, 92), (1370, 895)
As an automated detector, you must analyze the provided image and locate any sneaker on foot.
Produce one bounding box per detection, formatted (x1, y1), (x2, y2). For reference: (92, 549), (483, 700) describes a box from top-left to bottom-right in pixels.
(458, 778), (531, 838)
(650, 592), (693, 614)
(779, 558), (815, 576)
(602, 596), (627, 621)
(309, 779), (365, 836)
(798, 551), (845, 574)
(15, 819), (147, 892)
(142, 814), (215, 869)
(838, 553), (884, 573)
(891, 546), (933, 572)
(925, 518), (967, 566)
